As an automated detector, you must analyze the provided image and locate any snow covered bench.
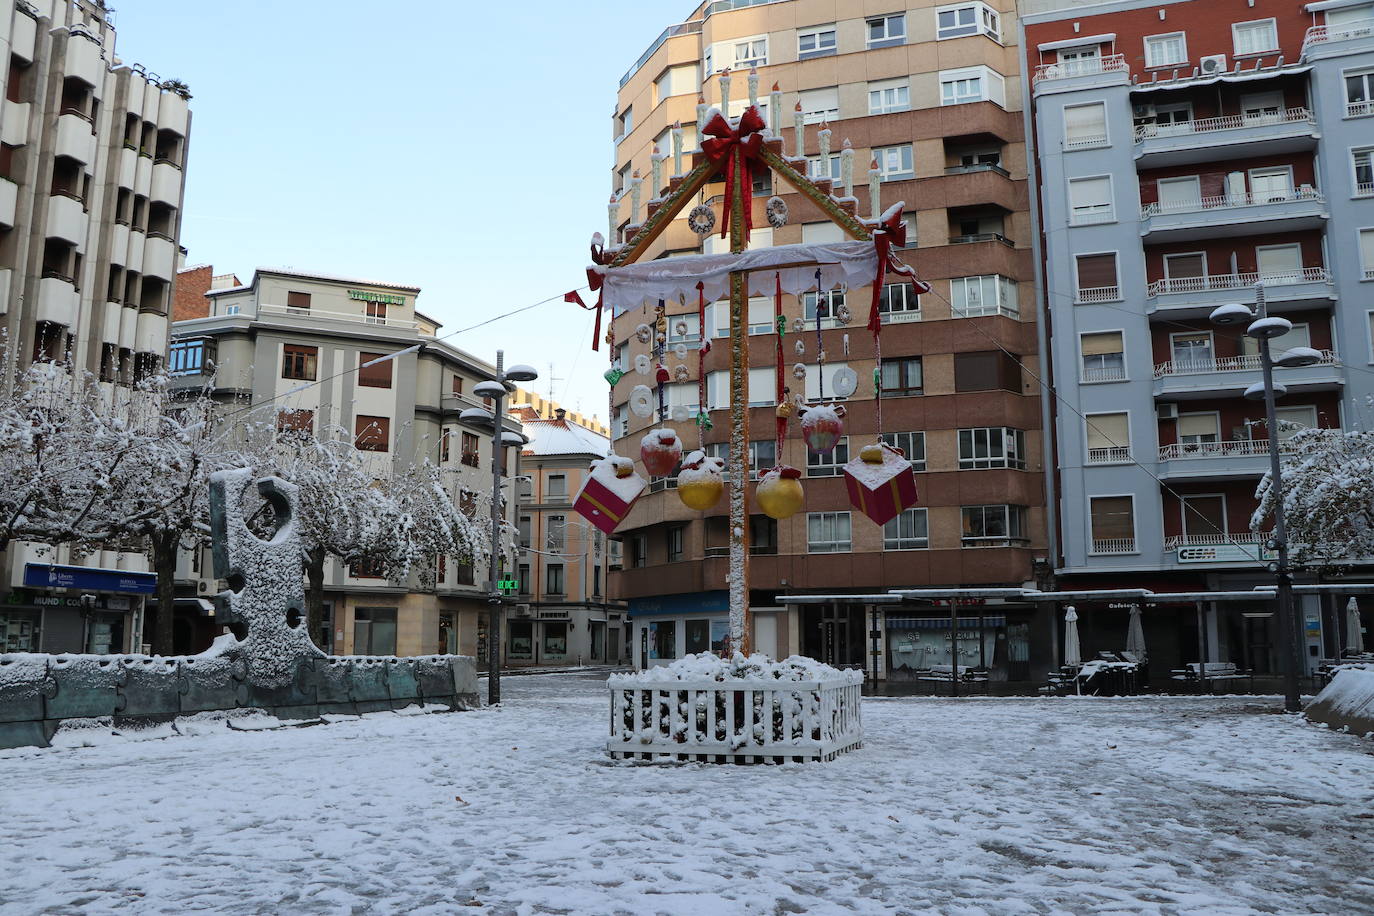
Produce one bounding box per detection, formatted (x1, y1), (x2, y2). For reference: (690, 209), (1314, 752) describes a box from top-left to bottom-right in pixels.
(1171, 662), (1250, 683)
(607, 654), (864, 763)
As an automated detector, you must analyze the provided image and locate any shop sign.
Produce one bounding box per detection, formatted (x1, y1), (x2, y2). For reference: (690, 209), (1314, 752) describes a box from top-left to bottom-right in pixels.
(1177, 544), (1273, 564)
(628, 590), (728, 617)
(347, 290), (406, 306)
(23, 563), (157, 595)
(5, 589), (133, 610)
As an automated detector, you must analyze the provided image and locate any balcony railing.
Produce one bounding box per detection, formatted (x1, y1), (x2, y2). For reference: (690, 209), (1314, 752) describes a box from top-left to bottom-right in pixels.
(949, 232), (1012, 246)
(704, 545), (779, 558)
(1146, 267), (1331, 297)
(1303, 20), (1374, 55)
(1349, 100), (1374, 118)
(259, 303), (417, 329)
(1082, 365), (1126, 383)
(1357, 182), (1374, 197)
(1158, 438), (1301, 461)
(1033, 54), (1128, 85)
(1163, 532), (1267, 550)
(1087, 446), (1131, 464)
(1134, 107), (1313, 142)
(618, 19), (703, 88)
(1153, 349), (1338, 378)
(1140, 186), (1324, 219)
(1075, 286), (1121, 303)
(944, 162), (1010, 177)
(1091, 537), (1137, 555)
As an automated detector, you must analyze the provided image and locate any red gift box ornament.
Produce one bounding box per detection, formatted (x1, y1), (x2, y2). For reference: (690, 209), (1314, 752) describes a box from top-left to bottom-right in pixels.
(573, 455), (646, 535)
(844, 442), (918, 527)
(639, 428), (683, 477)
(801, 404), (846, 454)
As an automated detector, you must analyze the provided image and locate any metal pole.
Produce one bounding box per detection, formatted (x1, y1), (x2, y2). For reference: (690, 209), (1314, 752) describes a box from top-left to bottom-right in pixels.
(1195, 600), (1210, 694)
(949, 601), (959, 698)
(487, 352), (506, 706)
(1255, 285), (1302, 712)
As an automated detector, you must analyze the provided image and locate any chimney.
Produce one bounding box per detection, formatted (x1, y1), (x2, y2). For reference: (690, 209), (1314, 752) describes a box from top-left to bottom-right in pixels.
(555, 407), (566, 421)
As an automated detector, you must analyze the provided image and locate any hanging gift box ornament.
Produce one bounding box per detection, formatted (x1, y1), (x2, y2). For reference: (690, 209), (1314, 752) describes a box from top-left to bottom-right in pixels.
(801, 404), (846, 454)
(676, 449), (726, 510)
(640, 428), (684, 476)
(604, 365), (625, 386)
(844, 442), (919, 527)
(574, 455), (647, 535)
(755, 466), (804, 520)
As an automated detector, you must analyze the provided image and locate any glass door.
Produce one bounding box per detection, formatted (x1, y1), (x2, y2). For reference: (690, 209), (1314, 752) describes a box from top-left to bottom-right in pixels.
(1158, 176), (1202, 212)
(1249, 166), (1294, 202)
(1059, 45), (1100, 76)
(1256, 244), (1302, 284)
(1171, 332), (1215, 370)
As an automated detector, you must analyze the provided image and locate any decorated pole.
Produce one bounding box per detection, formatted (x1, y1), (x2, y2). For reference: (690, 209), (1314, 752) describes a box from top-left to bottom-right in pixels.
(727, 141), (752, 656)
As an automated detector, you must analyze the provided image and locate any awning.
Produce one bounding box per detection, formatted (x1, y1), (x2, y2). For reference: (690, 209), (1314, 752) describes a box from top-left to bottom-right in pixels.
(888, 616), (1006, 630)
(1131, 64), (1312, 93)
(1038, 33), (1115, 52)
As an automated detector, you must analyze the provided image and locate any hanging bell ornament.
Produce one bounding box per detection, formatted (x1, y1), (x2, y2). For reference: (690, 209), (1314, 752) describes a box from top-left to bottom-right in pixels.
(776, 400), (795, 419)
(756, 466), (804, 520)
(604, 365), (625, 386)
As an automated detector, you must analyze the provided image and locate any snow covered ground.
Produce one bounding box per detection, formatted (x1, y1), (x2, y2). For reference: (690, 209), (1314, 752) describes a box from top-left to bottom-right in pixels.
(2, 673), (1372, 915)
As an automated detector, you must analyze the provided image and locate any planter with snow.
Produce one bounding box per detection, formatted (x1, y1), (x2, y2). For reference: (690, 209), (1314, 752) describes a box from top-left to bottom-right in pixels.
(607, 654), (864, 763)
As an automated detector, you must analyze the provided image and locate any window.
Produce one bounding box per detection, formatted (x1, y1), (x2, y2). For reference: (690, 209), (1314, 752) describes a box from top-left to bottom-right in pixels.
(655, 64), (697, 103)
(867, 14), (906, 48)
(281, 344), (317, 380)
(1081, 331), (1125, 382)
(276, 408), (314, 438)
(1170, 332), (1214, 369)
(631, 534), (647, 568)
(668, 526), (684, 562)
(1354, 148), (1374, 196)
(285, 290), (311, 312)
(1069, 176), (1114, 225)
(881, 432), (926, 471)
(875, 144), (914, 180)
(546, 564), (565, 595)
(1178, 413), (1220, 449)
(961, 505), (1026, 547)
(954, 351), (1020, 392)
(365, 301), (387, 325)
(1064, 103), (1108, 149)
(937, 2), (1000, 40)
(168, 338), (213, 377)
(1163, 252), (1207, 286)
(353, 608), (397, 655)
(808, 153), (841, 181)
(667, 312), (700, 342)
(798, 25), (837, 59)
(355, 415), (390, 451)
(869, 78), (910, 115)
(460, 431), (479, 467)
(802, 221), (846, 245)
(951, 275), (1018, 318)
(1347, 68), (1374, 117)
(543, 621), (567, 657)
(451, 375), (464, 396)
(958, 428), (1026, 470)
(685, 619), (711, 654)
(1256, 243), (1302, 282)
(1085, 413), (1130, 463)
(733, 35), (767, 69)
(1057, 45), (1102, 76)
(650, 620), (675, 660)
(1145, 32), (1187, 68)
(615, 407), (628, 439)
(548, 473), (567, 497)
(1075, 253), (1119, 302)
(1242, 322), (1310, 358)
(807, 512), (852, 553)
(884, 508), (929, 550)
(517, 515), (531, 548)
(799, 87), (839, 125)
(1233, 19), (1278, 56)
(1327, 3), (1374, 34)
(705, 440), (777, 480)
(1361, 228), (1374, 279)
(803, 362), (853, 402)
(1089, 496), (1136, 554)
(806, 436), (850, 477)
(615, 106), (633, 140)
(880, 357), (923, 397)
(357, 351), (392, 388)
(802, 288), (846, 324)
(878, 284), (920, 322)
(940, 67), (1004, 106)
(547, 515), (566, 550)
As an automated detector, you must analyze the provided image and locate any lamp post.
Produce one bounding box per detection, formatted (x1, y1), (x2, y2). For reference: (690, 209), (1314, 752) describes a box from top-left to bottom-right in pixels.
(1209, 284), (1322, 713)
(468, 352), (537, 706)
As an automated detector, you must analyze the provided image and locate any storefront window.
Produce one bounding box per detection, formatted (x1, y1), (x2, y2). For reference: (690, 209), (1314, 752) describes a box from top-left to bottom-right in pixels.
(543, 621), (568, 658)
(649, 620), (676, 659)
(509, 620), (533, 659)
(685, 618), (710, 654)
(886, 617), (1000, 673)
(0, 612), (40, 652)
(353, 607), (397, 656)
(710, 619), (730, 654)
(85, 614), (124, 655)
(438, 612), (456, 655)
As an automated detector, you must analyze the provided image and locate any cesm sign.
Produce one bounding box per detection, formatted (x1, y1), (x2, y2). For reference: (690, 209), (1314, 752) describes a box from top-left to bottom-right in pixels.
(1176, 544), (1273, 564)
(23, 563), (157, 595)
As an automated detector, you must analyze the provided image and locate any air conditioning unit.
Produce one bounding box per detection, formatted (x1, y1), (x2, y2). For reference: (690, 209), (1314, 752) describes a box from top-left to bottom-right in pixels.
(1132, 103), (1156, 120)
(196, 579), (216, 595)
(514, 604), (532, 617)
(1200, 54), (1228, 75)
(1157, 403), (1179, 420)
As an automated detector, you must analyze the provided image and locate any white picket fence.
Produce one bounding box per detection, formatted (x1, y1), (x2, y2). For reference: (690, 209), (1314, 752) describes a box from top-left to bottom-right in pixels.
(607, 673), (864, 763)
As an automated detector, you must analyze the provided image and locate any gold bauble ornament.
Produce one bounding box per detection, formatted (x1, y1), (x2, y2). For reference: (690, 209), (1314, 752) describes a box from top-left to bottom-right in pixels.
(678, 474), (724, 510)
(755, 467), (804, 520)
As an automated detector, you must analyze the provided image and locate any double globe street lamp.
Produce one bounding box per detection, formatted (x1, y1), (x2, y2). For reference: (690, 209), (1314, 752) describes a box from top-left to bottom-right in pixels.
(1209, 283), (1323, 713)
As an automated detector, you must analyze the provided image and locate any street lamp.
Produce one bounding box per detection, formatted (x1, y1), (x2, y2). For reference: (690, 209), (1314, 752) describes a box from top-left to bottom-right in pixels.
(1209, 283), (1321, 713)
(469, 352), (537, 706)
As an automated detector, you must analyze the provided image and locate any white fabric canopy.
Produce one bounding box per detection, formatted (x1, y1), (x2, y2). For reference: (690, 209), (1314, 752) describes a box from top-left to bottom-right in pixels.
(1126, 605), (1147, 663)
(595, 241), (879, 314)
(1063, 606), (1082, 667)
(1346, 598), (1364, 654)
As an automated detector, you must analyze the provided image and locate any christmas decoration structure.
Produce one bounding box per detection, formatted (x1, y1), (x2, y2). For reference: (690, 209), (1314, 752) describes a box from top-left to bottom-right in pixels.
(640, 428), (684, 477)
(573, 455), (647, 536)
(801, 404), (845, 455)
(756, 465), (805, 520)
(844, 442), (919, 527)
(676, 450), (726, 510)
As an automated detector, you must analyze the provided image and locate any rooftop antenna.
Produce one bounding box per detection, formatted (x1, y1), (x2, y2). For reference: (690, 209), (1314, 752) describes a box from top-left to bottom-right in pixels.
(546, 361), (564, 403)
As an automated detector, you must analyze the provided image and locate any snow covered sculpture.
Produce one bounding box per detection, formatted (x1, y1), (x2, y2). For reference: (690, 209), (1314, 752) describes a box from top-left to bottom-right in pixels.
(756, 465), (804, 520)
(801, 404), (845, 454)
(573, 455), (647, 535)
(843, 442), (918, 527)
(677, 450), (725, 510)
(640, 428), (684, 476)
(208, 469), (324, 687)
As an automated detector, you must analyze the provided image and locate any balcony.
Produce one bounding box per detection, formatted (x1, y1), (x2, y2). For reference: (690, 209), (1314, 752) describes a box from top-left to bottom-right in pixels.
(1152, 350), (1342, 399)
(1, 102), (29, 146)
(1349, 100), (1374, 119)
(1138, 187), (1327, 242)
(1086, 446), (1131, 465)
(258, 303), (417, 330)
(1164, 532), (1273, 565)
(55, 111), (96, 165)
(150, 160), (182, 206)
(1302, 20), (1374, 59)
(36, 275), (79, 325)
(1144, 268), (1334, 318)
(1081, 365), (1127, 384)
(65, 32), (104, 87)
(1134, 108), (1317, 167)
(948, 232), (1013, 247)
(46, 193), (88, 246)
(0, 177), (16, 228)
(1075, 285), (1121, 304)
(1090, 538), (1137, 555)
(1032, 54), (1130, 94)
(1158, 438), (1299, 479)
(143, 233), (176, 280)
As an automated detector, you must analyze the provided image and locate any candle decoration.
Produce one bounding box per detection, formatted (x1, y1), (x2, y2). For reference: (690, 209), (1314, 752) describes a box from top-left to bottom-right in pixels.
(651, 146), (664, 198)
(629, 169), (642, 224)
(840, 139), (854, 199)
(747, 65), (759, 110)
(793, 102), (805, 160)
(769, 82), (782, 134)
(671, 121), (684, 176)
(818, 122), (831, 162)
(719, 68), (732, 114)
(868, 157), (882, 220)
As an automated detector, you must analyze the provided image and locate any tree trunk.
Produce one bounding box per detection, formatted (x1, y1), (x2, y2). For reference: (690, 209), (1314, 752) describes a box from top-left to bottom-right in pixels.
(152, 529), (178, 656)
(305, 544), (326, 649)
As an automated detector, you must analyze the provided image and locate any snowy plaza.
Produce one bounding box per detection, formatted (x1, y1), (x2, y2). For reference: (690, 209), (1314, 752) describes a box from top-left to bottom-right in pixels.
(2, 672), (1372, 915)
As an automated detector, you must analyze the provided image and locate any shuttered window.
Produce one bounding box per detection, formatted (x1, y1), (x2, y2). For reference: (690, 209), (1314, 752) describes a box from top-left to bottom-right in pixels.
(1064, 103), (1107, 146)
(357, 352), (392, 388)
(355, 415), (390, 452)
(286, 291), (311, 310)
(1075, 253), (1118, 291)
(1081, 331), (1123, 356)
(1086, 413), (1129, 450)
(1090, 497), (1135, 540)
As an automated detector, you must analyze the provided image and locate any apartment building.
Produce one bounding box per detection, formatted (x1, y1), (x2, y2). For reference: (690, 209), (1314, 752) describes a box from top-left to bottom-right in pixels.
(169, 267), (524, 661)
(1023, 0), (1374, 674)
(511, 406), (628, 666)
(608, 0), (1054, 680)
(0, 0), (191, 655)
(510, 388), (608, 437)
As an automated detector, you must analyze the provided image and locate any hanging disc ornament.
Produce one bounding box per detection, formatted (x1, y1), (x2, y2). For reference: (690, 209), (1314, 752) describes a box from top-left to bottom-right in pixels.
(801, 404), (846, 454)
(794, 339), (805, 356)
(677, 450), (726, 510)
(688, 204), (716, 236)
(792, 363), (807, 380)
(673, 342), (689, 361)
(832, 366), (859, 398)
(604, 365), (626, 386)
(633, 353), (651, 375)
(629, 385), (655, 418)
(673, 320), (689, 337)
(791, 318), (807, 333)
(640, 428), (684, 476)
(836, 303), (853, 325)
(766, 195), (789, 229)
(635, 323), (653, 343)
(756, 466), (804, 520)
(671, 404), (690, 422)
(673, 364), (691, 382)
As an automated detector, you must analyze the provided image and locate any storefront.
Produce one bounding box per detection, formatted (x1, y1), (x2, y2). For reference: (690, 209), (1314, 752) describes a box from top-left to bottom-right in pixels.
(3, 561), (155, 655)
(628, 591), (791, 668)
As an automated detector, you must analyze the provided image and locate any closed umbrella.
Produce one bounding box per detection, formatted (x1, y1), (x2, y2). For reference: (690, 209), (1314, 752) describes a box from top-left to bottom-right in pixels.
(1126, 604), (1148, 663)
(1346, 598), (1364, 655)
(1063, 606), (1082, 667)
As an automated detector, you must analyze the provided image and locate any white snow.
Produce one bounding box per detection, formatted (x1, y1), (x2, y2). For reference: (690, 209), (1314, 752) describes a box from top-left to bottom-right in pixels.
(844, 441), (910, 488)
(1, 675), (1371, 913)
(521, 417), (609, 458)
(610, 652), (861, 685)
(583, 455), (645, 504)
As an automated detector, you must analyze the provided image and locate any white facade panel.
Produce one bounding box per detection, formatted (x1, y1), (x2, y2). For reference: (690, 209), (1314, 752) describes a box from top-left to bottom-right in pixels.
(46, 193), (89, 245)
(1, 101), (31, 146)
(65, 34), (105, 89)
(35, 277), (80, 326)
(143, 235), (176, 280)
(55, 112), (97, 165)
(150, 161), (181, 205)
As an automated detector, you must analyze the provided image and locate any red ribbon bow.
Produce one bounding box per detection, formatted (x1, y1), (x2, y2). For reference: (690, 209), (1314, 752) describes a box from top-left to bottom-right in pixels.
(568, 267), (608, 351)
(867, 209), (930, 338)
(700, 107), (768, 239)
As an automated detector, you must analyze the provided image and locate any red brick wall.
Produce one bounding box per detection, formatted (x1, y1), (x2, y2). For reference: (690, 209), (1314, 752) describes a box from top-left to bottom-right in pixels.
(173, 265), (212, 321)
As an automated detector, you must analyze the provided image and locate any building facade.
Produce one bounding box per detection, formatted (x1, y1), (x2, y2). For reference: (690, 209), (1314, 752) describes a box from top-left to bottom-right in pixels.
(512, 405), (629, 666)
(608, 0), (1054, 679)
(169, 267), (523, 661)
(1022, 0), (1374, 673)
(0, 0), (191, 654)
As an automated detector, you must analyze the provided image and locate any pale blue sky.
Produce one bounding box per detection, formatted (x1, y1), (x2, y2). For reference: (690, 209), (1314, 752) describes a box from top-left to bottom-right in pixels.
(114, 0), (683, 423)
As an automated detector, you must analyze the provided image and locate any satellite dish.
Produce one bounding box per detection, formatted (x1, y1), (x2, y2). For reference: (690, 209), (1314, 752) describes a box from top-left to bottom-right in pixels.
(831, 366), (858, 398)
